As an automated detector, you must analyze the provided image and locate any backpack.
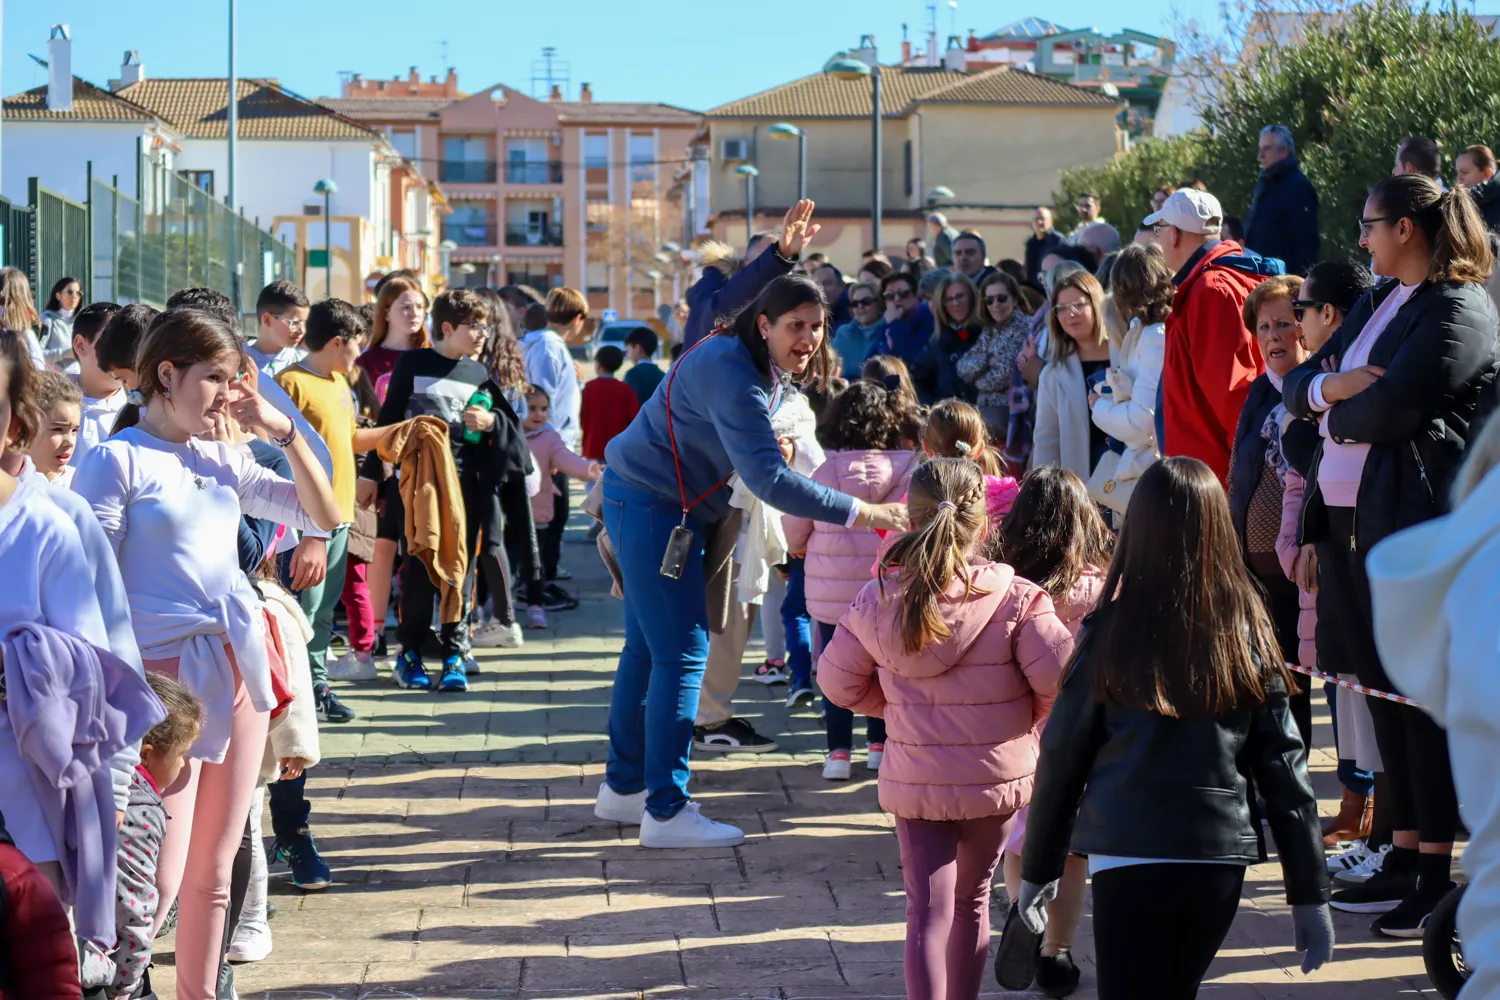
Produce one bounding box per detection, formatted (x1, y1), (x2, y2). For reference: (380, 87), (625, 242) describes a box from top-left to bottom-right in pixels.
(1212, 246), (1287, 278)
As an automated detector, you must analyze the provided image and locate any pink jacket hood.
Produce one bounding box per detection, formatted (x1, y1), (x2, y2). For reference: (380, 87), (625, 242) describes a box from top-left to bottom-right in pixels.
(858, 563), (1017, 680)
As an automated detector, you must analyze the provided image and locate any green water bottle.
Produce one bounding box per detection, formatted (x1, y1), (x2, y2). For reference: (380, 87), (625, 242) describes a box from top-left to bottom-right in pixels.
(463, 388), (494, 443)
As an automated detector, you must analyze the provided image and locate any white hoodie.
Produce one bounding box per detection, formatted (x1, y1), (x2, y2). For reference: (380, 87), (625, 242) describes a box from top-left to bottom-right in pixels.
(1367, 465), (1500, 1000)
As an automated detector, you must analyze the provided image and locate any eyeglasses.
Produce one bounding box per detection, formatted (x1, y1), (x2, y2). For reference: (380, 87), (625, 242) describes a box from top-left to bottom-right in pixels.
(1053, 301), (1092, 318)
(984, 293), (1012, 306)
(884, 289), (913, 302)
(1290, 299), (1328, 321)
(850, 297), (878, 308)
(277, 315), (306, 333)
(1359, 215), (1396, 238)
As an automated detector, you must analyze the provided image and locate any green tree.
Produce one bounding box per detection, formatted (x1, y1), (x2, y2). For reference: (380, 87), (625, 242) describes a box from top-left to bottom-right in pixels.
(1055, 0), (1500, 260)
(1056, 133), (1203, 235)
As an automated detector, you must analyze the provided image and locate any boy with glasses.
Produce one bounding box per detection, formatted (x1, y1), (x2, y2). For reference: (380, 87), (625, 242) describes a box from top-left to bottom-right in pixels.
(249, 279), (312, 375)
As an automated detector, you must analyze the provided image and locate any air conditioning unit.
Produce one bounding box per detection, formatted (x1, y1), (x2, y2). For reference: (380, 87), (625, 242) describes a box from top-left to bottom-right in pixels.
(720, 138), (749, 161)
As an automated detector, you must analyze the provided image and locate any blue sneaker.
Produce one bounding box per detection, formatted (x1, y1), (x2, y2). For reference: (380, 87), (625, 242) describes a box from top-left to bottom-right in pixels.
(438, 655), (468, 693)
(393, 650), (431, 690)
(272, 827), (332, 890)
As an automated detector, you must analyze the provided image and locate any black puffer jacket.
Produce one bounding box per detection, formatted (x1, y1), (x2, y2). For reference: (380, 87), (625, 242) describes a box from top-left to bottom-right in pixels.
(1283, 278), (1499, 552)
(1471, 176), (1500, 233)
(913, 324), (981, 404)
(1021, 630), (1329, 907)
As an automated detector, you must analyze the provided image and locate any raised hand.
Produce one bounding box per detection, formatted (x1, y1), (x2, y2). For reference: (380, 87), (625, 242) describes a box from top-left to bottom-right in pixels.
(779, 200), (822, 259)
(227, 379), (294, 441)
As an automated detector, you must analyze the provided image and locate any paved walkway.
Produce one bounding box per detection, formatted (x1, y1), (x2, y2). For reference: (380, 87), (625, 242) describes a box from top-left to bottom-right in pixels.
(151, 512), (1448, 998)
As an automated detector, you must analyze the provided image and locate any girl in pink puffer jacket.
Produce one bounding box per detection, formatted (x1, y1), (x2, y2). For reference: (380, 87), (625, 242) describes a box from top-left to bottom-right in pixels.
(784, 381), (921, 779)
(820, 458), (1075, 1000)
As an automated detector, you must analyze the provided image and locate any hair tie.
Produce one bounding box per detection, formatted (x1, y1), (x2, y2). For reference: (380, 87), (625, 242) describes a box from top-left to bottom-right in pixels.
(937, 501), (957, 513)
(881, 373), (901, 391)
(125, 389), (146, 406)
(953, 440), (971, 455)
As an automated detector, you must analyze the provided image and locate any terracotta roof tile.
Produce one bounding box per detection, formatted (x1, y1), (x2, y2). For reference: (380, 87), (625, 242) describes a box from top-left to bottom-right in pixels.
(317, 96), (448, 123)
(556, 102), (701, 126)
(3, 77), (158, 122)
(118, 78), (378, 140)
(706, 63), (1118, 118)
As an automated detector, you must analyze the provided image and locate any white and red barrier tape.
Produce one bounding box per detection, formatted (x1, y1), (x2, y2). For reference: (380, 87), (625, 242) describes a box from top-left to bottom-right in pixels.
(1286, 663), (1426, 710)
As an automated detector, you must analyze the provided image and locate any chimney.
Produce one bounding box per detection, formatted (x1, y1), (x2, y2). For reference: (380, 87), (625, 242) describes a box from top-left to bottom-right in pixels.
(408, 66), (420, 84)
(548, 84), (563, 101)
(968, 29), (980, 52)
(118, 50), (143, 88)
(47, 25), (73, 112)
(943, 36), (968, 72)
(579, 82), (593, 103)
(852, 34), (878, 68)
(901, 39), (912, 63)
(444, 68), (459, 96)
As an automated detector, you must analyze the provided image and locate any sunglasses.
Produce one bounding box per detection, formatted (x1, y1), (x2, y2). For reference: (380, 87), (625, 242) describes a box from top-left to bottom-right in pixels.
(1290, 299), (1328, 321)
(984, 293), (1012, 305)
(884, 289), (913, 302)
(851, 297), (878, 308)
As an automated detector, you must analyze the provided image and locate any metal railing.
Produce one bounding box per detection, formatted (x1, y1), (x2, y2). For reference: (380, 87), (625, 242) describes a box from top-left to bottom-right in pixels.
(441, 220), (498, 247)
(30, 179), (87, 314)
(505, 222), (564, 247)
(0, 196), (35, 284)
(504, 160), (564, 184)
(439, 160), (498, 183)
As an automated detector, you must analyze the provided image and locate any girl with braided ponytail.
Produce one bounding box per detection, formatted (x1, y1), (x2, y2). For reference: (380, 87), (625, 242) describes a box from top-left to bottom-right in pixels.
(819, 457), (1076, 1000)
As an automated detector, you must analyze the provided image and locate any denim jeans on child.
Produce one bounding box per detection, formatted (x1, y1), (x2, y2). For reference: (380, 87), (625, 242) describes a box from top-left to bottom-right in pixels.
(600, 470), (710, 822)
(781, 559), (813, 689)
(819, 620), (887, 751)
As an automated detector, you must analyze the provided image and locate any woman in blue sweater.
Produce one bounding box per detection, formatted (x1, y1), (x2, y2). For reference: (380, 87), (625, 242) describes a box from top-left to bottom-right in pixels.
(599, 269), (909, 849)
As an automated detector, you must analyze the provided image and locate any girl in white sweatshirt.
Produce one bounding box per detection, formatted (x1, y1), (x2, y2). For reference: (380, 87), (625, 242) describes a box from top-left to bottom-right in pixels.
(73, 309), (339, 1000)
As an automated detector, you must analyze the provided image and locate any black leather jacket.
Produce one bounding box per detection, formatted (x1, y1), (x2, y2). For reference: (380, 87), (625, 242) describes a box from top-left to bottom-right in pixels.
(1021, 630), (1330, 907)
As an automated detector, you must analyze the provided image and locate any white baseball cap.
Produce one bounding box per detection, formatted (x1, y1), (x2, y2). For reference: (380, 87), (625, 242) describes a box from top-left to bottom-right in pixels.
(1143, 189), (1224, 235)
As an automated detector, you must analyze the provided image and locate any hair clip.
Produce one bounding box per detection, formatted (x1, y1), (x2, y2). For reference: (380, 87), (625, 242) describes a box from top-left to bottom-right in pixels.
(125, 389), (146, 406)
(881, 373), (901, 391)
(953, 440), (972, 455)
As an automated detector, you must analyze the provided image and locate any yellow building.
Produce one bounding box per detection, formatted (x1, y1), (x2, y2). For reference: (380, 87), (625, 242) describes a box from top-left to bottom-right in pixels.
(700, 53), (1124, 269)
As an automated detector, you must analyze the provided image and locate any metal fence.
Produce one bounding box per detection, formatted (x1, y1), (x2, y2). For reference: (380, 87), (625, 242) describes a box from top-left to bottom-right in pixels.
(26, 157), (296, 330)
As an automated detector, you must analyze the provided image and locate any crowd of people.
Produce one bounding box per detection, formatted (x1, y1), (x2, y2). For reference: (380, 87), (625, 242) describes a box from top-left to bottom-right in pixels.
(3, 121), (1500, 1000)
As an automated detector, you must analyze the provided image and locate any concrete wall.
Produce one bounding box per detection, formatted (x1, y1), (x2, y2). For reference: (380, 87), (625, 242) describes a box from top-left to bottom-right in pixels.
(709, 117), (913, 216)
(917, 104), (1120, 206)
(173, 139), (383, 235)
(2, 122), (165, 203)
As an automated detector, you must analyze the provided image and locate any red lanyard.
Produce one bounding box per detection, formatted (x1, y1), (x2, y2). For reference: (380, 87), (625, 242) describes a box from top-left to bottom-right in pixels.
(663, 333), (782, 522)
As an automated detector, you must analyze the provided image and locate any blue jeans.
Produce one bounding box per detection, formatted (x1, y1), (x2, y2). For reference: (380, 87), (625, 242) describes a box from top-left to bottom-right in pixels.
(600, 471), (709, 821)
(819, 620), (887, 752)
(1326, 681), (1376, 797)
(782, 559), (813, 689)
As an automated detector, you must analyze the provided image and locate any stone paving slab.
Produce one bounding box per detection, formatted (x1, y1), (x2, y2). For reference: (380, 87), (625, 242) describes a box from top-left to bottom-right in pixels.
(145, 510), (1445, 999)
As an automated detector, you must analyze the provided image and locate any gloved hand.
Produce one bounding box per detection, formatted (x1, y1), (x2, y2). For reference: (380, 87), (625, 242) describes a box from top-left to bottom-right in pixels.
(1291, 903), (1335, 974)
(1016, 879), (1059, 935)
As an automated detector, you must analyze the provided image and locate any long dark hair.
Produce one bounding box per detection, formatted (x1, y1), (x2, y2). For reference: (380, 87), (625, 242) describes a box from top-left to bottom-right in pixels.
(475, 287), (527, 392)
(816, 378), (918, 451)
(45, 276), (80, 314)
(988, 465), (1112, 599)
(1369, 174), (1494, 284)
(0, 331), (39, 451)
(113, 309), (248, 434)
(1073, 457), (1291, 718)
(721, 273), (835, 385)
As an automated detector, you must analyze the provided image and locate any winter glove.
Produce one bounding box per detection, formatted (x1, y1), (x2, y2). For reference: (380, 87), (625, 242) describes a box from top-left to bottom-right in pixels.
(1017, 879), (1059, 935)
(1291, 903), (1335, 973)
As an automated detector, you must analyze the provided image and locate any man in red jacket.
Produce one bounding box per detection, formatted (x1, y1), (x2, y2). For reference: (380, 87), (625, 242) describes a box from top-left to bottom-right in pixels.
(0, 814), (81, 999)
(1146, 189), (1268, 485)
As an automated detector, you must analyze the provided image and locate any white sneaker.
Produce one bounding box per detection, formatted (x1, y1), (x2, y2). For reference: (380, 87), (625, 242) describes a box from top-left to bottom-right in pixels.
(823, 751), (852, 781)
(227, 920), (273, 963)
(1327, 840), (1370, 874)
(471, 620), (523, 649)
(639, 802), (745, 848)
(594, 783), (647, 824)
(866, 743), (884, 771)
(1337, 842), (1392, 885)
(325, 650), (377, 681)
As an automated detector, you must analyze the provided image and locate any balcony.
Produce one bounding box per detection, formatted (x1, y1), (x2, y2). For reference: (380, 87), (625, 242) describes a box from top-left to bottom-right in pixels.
(505, 160), (564, 184)
(442, 220), (498, 247)
(505, 223), (564, 247)
(439, 160), (498, 184)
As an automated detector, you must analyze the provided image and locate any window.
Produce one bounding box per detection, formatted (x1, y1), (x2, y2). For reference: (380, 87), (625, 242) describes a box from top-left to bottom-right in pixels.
(586, 199), (611, 232)
(389, 130), (417, 159)
(586, 260), (610, 294)
(445, 136), (486, 162)
(179, 169), (214, 195)
(584, 135), (609, 170)
(629, 133), (655, 183)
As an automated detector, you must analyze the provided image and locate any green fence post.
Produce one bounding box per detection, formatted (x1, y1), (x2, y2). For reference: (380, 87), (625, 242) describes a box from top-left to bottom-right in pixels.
(27, 177), (41, 313)
(85, 162), (95, 303)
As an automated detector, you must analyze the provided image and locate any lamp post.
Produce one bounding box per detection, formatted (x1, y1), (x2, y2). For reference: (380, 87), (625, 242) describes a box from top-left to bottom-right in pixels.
(734, 163), (759, 247)
(767, 122), (806, 203)
(313, 177), (338, 298)
(927, 185), (955, 206)
(825, 53), (882, 252)
(438, 238), (457, 286)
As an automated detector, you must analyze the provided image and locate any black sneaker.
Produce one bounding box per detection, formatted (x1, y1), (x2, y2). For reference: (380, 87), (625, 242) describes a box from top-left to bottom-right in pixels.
(1035, 951), (1082, 998)
(693, 717), (779, 753)
(993, 901), (1041, 990)
(1330, 862), (1417, 914)
(314, 683), (357, 724)
(1371, 878), (1458, 938)
(541, 583), (580, 612)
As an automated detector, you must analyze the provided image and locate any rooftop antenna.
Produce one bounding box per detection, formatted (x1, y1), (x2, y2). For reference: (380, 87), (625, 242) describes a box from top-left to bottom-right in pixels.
(948, 1), (959, 40)
(440, 40), (449, 71)
(530, 46), (571, 100)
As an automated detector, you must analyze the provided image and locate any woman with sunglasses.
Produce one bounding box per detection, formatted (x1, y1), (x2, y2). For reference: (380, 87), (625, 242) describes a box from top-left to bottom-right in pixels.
(830, 282), (885, 378)
(958, 271), (1035, 441)
(1283, 174), (1500, 937)
(39, 276), (83, 367)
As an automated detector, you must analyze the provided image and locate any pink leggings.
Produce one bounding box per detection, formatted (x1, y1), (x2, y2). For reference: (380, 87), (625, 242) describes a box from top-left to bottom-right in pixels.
(895, 813), (1016, 1000)
(340, 557), (375, 653)
(146, 654), (269, 1000)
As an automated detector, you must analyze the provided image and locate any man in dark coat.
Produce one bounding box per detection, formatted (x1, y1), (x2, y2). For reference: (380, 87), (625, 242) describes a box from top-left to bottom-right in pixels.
(1244, 124), (1320, 277)
(1024, 206), (1066, 289)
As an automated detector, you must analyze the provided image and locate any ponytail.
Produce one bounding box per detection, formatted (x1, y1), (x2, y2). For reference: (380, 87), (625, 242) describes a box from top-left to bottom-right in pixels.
(921, 399), (1003, 476)
(877, 458), (989, 654)
(1370, 174), (1494, 284)
(111, 389), (146, 436)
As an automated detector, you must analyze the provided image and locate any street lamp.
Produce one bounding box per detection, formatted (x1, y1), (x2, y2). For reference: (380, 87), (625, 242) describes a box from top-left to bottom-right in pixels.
(767, 122), (807, 203)
(438, 238), (457, 285)
(825, 48), (882, 251)
(313, 177), (338, 298)
(734, 164), (760, 247)
(927, 185), (955, 205)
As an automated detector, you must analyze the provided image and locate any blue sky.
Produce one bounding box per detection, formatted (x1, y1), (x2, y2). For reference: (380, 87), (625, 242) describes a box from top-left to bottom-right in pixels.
(8, 0), (1217, 112)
